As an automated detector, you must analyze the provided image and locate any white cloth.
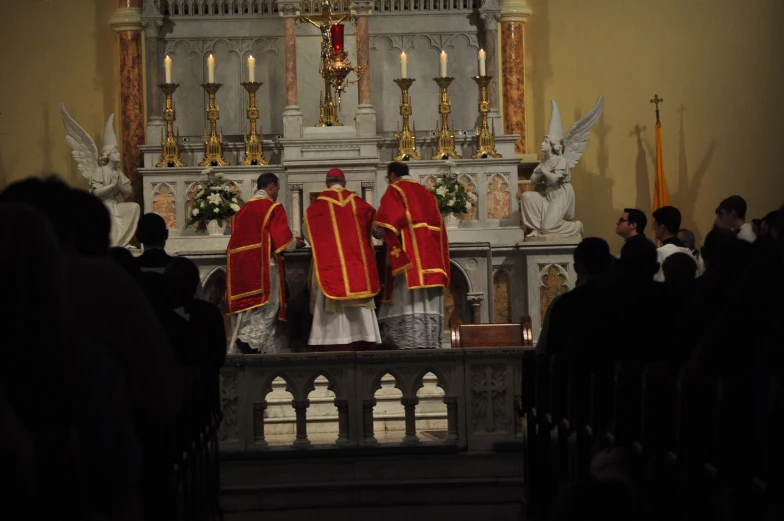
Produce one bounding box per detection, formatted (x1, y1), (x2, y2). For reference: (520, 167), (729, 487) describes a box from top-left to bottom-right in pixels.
(737, 222), (756, 243)
(308, 284), (382, 346)
(654, 243), (695, 282)
(377, 274), (444, 349)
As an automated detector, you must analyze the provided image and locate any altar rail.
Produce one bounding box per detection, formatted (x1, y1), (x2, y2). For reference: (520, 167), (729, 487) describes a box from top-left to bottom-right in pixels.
(219, 347), (529, 452)
(161, 0), (482, 17)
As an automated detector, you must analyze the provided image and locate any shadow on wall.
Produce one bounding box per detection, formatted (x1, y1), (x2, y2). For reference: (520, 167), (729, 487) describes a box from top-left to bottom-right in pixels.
(571, 109), (621, 244)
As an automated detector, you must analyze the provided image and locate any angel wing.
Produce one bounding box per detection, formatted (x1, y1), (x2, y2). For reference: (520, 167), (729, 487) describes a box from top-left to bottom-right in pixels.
(59, 103), (99, 182)
(563, 96), (604, 169)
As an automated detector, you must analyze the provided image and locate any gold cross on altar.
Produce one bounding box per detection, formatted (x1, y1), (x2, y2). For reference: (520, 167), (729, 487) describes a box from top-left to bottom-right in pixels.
(299, 1), (349, 31)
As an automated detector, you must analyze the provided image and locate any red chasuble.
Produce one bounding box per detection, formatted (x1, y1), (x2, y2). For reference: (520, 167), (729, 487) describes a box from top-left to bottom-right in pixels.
(305, 187), (380, 299)
(225, 196), (294, 317)
(373, 178), (450, 301)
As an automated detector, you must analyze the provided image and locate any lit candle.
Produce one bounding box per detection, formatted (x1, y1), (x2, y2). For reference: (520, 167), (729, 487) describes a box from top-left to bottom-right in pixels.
(164, 55), (172, 83)
(400, 52), (408, 79)
(478, 49), (486, 77)
(439, 50), (448, 78)
(207, 54), (215, 83)
(248, 55), (256, 82)
(330, 24), (345, 53)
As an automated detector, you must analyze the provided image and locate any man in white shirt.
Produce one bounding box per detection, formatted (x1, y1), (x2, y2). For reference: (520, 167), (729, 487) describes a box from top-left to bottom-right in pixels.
(714, 195), (756, 243)
(652, 205), (694, 282)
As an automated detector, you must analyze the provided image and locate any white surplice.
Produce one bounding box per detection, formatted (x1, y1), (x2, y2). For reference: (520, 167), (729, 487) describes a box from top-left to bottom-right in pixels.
(377, 273), (444, 349)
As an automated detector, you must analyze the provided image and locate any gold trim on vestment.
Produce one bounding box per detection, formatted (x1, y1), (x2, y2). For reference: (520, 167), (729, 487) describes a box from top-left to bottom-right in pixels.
(390, 183), (424, 287)
(228, 242), (262, 254)
(372, 220), (399, 236)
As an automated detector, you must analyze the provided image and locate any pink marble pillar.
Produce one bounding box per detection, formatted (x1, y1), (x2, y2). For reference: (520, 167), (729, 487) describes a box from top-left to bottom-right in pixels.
(111, 0), (145, 206)
(284, 17), (298, 106)
(356, 15), (371, 105)
(499, 0), (531, 155)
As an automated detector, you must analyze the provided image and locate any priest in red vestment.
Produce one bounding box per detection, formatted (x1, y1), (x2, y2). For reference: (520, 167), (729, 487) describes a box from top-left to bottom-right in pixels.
(226, 173), (304, 353)
(305, 168), (382, 351)
(373, 161), (450, 349)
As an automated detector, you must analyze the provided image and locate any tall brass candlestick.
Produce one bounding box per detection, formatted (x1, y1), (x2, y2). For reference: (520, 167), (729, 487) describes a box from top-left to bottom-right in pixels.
(432, 77), (461, 160)
(156, 83), (186, 167)
(472, 75), (501, 159)
(393, 78), (421, 161)
(240, 81), (268, 166)
(198, 82), (229, 167)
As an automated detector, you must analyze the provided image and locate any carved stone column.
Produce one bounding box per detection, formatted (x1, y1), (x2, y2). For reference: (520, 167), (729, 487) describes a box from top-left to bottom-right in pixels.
(363, 399), (378, 444)
(141, 0), (164, 142)
(290, 184), (302, 237)
(334, 399), (350, 445)
(401, 397), (420, 444)
(292, 399), (311, 447)
(110, 0), (145, 206)
(361, 182), (374, 205)
(479, 2), (502, 133)
(279, 0), (304, 138)
(444, 396), (458, 442)
(351, 0), (376, 137)
(499, 0), (531, 155)
(253, 402), (269, 448)
(467, 292), (485, 324)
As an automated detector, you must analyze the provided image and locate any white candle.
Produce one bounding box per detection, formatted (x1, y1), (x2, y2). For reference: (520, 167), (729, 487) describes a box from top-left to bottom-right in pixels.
(164, 55), (172, 83)
(478, 49), (486, 76)
(248, 55), (256, 83)
(207, 54), (215, 83)
(439, 50), (448, 78)
(400, 52), (408, 79)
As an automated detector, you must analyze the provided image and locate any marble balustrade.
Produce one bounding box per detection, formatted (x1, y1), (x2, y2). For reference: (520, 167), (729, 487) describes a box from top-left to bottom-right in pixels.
(218, 346), (531, 452)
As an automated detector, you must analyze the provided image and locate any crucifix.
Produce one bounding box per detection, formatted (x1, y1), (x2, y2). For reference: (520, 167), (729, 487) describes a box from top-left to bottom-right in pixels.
(472, 366), (506, 432)
(650, 94), (664, 124)
(300, 1), (354, 126)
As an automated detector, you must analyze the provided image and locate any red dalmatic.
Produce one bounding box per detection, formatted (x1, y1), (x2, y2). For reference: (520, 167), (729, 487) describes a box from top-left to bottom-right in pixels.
(373, 179), (450, 301)
(225, 196), (293, 317)
(305, 187), (380, 299)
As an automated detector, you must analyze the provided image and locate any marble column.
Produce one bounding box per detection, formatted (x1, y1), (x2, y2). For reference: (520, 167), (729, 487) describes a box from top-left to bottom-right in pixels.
(499, 0), (531, 155)
(141, 0), (164, 142)
(110, 0), (145, 206)
(290, 184), (302, 236)
(279, 0), (304, 138)
(467, 292), (485, 324)
(479, 6), (502, 131)
(351, 0), (376, 137)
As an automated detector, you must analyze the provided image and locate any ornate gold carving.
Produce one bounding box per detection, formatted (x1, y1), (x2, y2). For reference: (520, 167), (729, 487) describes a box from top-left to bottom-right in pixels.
(156, 83), (186, 167)
(432, 77), (461, 160)
(393, 78), (421, 161)
(472, 75), (501, 158)
(199, 82), (229, 166)
(240, 81), (268, 165)
(539, 264), (569, 324)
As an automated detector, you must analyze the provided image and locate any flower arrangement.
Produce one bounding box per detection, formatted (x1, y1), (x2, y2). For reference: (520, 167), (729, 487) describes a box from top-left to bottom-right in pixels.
(428, 162), (477, 215)
(188, 167), (242, 228)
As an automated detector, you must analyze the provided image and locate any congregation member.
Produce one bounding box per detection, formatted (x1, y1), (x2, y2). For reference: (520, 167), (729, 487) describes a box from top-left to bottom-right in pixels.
(305, 168), (382, 351)
(373, 162), (450, 349)
(714, 194), (756, 242)
(135, 212), (173, 272)
(652, 205), (694, 281)
(614, 208), (648, 245)
(226, 173), (304, 354)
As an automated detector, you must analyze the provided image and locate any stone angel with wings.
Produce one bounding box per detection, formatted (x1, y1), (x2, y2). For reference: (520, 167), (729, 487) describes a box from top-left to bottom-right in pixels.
(521, 96), (604, 239)
(60, 104), (140, 247)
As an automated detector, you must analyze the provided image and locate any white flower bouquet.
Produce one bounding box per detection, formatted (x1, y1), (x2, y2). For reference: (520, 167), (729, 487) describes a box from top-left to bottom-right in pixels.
(428, 171), (477, 215)
(188, 167), (242, 228)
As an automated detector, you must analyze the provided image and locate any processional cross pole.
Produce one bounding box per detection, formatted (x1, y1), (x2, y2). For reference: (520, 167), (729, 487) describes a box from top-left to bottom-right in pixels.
(650, 94), (664, 124)
(300, 1), (356, 126)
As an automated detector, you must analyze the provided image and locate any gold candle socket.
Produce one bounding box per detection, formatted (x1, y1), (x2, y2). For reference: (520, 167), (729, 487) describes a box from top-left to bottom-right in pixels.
(198, 82), (229, 167)
(156, 83), (186, 167)
(393, 78), (421, 161)
(240, 81), (268, 166)
(432, 77), (461, 160)
(472, 75), (501, 158)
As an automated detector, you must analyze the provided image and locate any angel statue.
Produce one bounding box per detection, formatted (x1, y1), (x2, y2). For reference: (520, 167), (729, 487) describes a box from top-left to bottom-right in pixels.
(521, 96), (604, 239)
(60, 104), (140, 247)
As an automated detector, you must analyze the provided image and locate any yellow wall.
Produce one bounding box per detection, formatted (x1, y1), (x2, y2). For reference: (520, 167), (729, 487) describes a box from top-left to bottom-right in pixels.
(0, 0), (120, 191)
(525, 0), (784, 250)
(1, 0), (782, 251)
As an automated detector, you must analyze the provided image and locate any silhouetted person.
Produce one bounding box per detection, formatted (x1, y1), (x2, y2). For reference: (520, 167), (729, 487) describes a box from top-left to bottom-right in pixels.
(715, 194), (756, 242)
(615, 208), (648, 246)
(652, 205), (692, 281)
(136, 212), (172, 272)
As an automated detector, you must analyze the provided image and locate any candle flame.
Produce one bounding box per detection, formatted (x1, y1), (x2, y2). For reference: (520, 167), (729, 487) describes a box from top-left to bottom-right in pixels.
(166, 55), (170, 59)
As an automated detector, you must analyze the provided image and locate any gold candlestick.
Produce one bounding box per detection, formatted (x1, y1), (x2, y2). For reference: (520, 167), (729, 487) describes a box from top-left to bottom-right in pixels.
(156, 83), (186, 167)
(472, 75), (502, 159)
(432, 77), (461, 160)
(240, 81), (268, 166)
(393, 78), (421, 161)
(198, 82), (229, 167)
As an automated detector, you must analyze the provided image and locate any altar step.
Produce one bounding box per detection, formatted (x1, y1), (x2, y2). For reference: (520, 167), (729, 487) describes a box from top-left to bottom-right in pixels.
(264, 374), (448, 440)
(220, 450), (525, 521)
